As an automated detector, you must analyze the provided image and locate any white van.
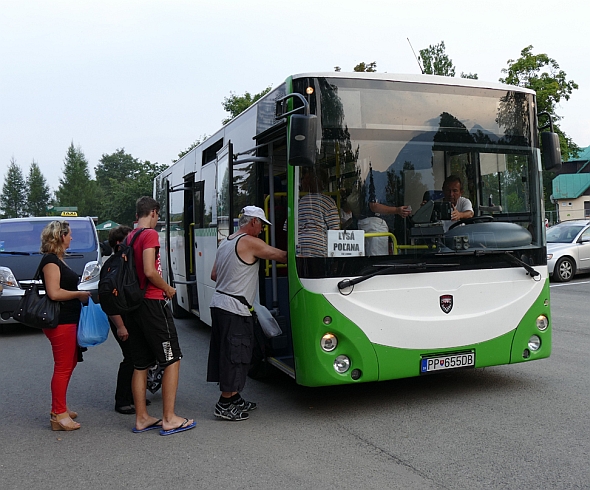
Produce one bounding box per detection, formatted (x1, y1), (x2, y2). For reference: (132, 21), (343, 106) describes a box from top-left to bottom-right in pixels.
(0, 216), (104, 326)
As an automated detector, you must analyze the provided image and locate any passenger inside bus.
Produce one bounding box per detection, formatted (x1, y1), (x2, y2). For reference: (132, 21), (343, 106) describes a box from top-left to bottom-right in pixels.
(297, 167), (340, 257)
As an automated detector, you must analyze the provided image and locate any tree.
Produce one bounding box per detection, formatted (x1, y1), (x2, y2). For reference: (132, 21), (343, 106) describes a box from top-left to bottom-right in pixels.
(499, 46), (579, 212)
(353, 61), (377, 72)
(25, 161), (51, 217)
(95, 149), (168, 226)
(55, 143), (97, 217)
(222, 86), (272, 124)
(419, 41), (456, 76)
(0, 158), (26, 218)
(460, 72), (478, 79)
(173, 134), (209, 163)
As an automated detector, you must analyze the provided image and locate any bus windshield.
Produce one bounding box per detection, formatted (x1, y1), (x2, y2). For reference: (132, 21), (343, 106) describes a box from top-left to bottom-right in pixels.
(292, 77), (543, 278)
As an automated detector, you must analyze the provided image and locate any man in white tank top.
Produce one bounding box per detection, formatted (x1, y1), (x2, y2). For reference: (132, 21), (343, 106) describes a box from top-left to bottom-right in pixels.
(207, 206), (287, 421)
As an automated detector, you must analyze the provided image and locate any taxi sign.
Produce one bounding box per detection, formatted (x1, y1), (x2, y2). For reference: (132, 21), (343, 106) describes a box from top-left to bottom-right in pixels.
(61, 211), (78, 217)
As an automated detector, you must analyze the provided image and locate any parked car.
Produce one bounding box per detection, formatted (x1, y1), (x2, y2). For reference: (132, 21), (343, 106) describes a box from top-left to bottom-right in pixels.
(0, 216), (104, 326)
(547, 219), (590, 282)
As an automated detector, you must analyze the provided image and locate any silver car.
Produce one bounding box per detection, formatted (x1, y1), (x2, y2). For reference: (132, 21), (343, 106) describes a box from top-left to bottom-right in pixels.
(547, 220), (590, 282)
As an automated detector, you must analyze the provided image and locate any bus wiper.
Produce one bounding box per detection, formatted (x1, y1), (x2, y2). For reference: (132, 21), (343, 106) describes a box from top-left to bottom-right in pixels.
(475, 250), (540, 278)
(0, 250), (32, 255)
(337, 262), (459, 291)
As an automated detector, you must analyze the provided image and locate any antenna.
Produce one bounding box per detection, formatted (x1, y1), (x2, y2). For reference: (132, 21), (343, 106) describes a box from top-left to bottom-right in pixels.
(407, 38), (424, 74)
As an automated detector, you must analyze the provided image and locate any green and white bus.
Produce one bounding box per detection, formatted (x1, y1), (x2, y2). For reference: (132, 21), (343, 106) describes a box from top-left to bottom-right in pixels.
(155, 72), (560, 387)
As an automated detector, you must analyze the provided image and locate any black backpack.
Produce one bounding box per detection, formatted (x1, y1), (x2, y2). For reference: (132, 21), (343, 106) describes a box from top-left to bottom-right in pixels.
(98, 228), (146, 315)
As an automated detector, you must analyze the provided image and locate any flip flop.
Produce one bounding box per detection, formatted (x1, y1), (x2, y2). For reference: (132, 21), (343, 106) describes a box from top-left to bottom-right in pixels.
(159, 418), (196, 436)
(132, 419), (162, 433)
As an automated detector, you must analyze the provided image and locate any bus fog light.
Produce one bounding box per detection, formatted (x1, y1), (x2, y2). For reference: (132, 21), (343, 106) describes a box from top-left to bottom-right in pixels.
(320, 333), (337, 352)
(351, 369), (362, 380)
(334, 355), (350, 373)
(528, 335), (541, 351)
(523, 349), (531, 359)
(536, 315), (548, 331)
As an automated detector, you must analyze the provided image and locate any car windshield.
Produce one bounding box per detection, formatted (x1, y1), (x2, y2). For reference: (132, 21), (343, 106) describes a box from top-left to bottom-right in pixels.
(546, 225), (585, 243)
(0, 219), (97, 253)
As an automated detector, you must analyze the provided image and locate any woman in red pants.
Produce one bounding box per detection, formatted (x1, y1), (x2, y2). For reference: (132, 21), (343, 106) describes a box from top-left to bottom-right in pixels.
(39, 221), (91, 431)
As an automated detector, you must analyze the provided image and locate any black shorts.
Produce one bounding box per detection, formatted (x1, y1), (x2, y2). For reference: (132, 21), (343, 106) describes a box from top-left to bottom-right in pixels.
(125, 299), (182, 370)
(207, 307), (254, 393)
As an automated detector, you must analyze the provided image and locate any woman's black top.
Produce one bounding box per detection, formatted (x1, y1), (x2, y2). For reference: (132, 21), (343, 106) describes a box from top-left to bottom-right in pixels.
(39, 253), (81, 324)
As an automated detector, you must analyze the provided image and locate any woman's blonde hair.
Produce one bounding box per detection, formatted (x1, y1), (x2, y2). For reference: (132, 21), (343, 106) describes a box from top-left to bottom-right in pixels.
(40, 221), (70, 255)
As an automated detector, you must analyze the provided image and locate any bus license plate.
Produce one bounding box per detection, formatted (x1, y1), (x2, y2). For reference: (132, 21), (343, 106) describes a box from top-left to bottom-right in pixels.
(420, 352), (475, 374)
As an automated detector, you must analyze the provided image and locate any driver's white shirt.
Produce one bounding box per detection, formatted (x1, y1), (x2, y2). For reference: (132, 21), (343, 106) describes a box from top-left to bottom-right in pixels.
(443, 196), (473, 233)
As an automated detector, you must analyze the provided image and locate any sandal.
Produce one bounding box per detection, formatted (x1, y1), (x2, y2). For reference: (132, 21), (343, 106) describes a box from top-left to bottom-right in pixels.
(50, 412), (80, 431)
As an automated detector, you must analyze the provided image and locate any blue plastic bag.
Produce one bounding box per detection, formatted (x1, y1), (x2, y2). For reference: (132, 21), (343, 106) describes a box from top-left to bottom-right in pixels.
(77, 298), (110, 347)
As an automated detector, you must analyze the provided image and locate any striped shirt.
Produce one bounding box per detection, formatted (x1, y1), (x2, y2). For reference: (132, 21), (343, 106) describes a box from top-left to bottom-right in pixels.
(297, 193), (340, 257)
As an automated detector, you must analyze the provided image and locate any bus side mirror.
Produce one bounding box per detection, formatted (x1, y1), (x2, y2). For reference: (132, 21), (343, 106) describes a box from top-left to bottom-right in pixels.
(289, 114), (317, 166)
(541, 132), (562, 170)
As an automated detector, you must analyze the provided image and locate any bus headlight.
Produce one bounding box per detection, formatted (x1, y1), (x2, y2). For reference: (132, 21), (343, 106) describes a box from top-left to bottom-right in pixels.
(334, 355), (350, 373)
(536, 315), (549, 331)
(320, 333), (337, 352)
(528, 335), (541, 351)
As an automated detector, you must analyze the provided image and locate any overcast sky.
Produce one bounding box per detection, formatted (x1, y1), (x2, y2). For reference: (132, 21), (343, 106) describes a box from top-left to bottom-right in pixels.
(1, 0), (588, 192)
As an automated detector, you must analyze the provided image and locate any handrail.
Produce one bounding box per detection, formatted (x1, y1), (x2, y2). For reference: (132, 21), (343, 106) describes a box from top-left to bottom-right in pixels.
(364, 232), (398, 255)
(264, 193), (288, 276)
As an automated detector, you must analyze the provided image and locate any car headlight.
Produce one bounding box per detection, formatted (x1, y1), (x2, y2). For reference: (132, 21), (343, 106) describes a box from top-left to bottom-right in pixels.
(80, 261), (101, 283)
(547, 253), (553, 260)
(0, 266), (18, 288)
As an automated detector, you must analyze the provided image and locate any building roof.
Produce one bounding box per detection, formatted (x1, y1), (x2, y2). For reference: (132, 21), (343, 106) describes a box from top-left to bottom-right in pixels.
(552, 173), (590, 199)
(565, 146), (590, 164)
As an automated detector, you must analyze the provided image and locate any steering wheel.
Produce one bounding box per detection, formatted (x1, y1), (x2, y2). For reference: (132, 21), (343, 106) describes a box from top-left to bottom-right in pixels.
(448, 215), (494, 230)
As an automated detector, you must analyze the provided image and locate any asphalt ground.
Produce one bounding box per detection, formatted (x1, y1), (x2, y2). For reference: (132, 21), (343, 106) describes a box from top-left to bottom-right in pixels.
(0, 278), (589, 489)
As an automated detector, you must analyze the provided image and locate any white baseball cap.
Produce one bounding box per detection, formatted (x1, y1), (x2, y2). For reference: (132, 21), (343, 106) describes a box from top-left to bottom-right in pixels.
(241, 206), (271, 225)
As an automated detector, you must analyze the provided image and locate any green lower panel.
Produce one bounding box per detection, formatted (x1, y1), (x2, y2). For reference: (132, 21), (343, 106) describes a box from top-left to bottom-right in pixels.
(290, 280), (551, 387)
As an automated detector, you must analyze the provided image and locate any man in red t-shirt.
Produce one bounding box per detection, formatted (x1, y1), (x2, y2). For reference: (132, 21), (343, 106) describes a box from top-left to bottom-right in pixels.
(124, 196), (195, 436)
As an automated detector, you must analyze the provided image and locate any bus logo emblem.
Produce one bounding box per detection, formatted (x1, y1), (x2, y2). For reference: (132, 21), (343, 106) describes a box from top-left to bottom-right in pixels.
(440, 295), (453, 314)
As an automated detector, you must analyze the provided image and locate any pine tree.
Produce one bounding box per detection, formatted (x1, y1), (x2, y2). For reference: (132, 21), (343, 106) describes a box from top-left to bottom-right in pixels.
(0, 158), (27, 218)
(55, 142), (96, 217)
(26, 161), (52, 217)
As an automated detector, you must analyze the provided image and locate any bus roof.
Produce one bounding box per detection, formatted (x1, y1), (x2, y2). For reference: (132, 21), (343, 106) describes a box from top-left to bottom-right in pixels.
(289, 72), (535, 95)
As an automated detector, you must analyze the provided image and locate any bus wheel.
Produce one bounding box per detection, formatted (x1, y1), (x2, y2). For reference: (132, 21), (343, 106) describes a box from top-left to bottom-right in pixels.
(554, 257), (575, 282)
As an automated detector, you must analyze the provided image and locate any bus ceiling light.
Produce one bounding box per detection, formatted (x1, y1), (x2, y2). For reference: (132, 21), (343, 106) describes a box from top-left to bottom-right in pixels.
(334, 355), (351, 374)
(528, 335), (541, 351)
(536, 315), (549, 331)
(320, 333), (337, 352)
(305, 86), (314, 95)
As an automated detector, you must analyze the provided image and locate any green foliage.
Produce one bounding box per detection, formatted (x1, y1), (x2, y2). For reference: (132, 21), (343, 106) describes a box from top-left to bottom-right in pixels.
(55, 143), (97, 217)
(461, 72), (478, 79)
(174, 134), (209, 163)
(0, 158), (26, 218)
(419, 41), (455, 76)
(95, 148), (168, 226)
(353, 61), (377, 72)
(499, 45), (579, 209)
(222, 86), (272, 125)
(25, 161), (51, 217)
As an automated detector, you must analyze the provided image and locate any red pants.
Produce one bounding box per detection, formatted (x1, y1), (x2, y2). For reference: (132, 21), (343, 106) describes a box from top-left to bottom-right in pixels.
(44, 323), (78, 414)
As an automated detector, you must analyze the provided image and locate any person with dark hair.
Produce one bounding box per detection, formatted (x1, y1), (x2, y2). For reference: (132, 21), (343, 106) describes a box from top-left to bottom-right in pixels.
(124, 196), (195, 436)
(442, 175), (473, 232)
(208, 206), (287, 421)
(107, 225), (152, 415)
(39, 220), (92, 431)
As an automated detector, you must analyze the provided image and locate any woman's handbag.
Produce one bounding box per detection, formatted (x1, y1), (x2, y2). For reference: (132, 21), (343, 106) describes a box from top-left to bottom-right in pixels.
(77, 298), (110, 347)
(12, 264), (60, 329)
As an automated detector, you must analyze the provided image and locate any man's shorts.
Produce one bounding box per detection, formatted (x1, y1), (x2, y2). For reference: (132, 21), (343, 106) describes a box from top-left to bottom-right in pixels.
(125, 299), (182, 370)
(207, 307), (254, 393)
